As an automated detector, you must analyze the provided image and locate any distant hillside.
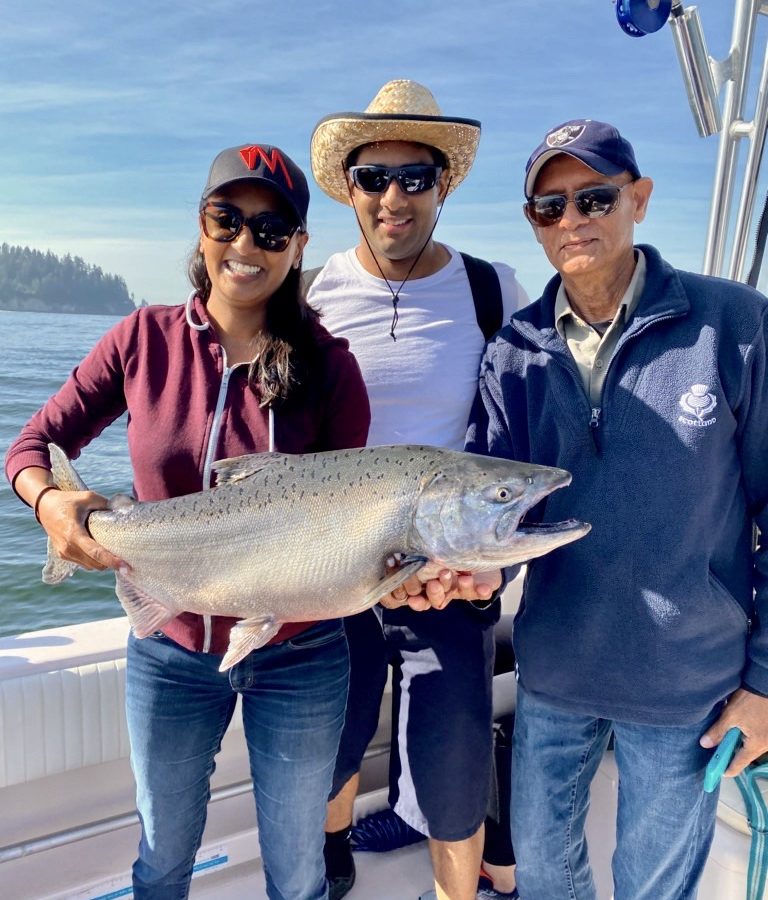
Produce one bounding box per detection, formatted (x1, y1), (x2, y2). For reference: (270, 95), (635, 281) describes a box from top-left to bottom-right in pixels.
(0, 243), (136, 315)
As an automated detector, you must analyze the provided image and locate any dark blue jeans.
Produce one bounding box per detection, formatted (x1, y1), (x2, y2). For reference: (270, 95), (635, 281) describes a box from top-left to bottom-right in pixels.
(510, 684), (721, 900)
(126, 620), (349, 900)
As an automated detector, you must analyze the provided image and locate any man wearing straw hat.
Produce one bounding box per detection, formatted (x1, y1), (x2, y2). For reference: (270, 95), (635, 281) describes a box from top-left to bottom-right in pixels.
(309, 80), (527, 900)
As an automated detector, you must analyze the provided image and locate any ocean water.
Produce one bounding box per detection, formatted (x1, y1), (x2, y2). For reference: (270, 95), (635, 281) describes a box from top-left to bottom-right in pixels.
(0, 309), (134, 637)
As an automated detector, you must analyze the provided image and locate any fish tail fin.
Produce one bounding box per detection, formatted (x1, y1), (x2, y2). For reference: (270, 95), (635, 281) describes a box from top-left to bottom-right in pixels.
(41, 444), (89, 584)
(42, 536), (79, 584)
(220, 617), (282, 672)
(115, 571), (176, 637)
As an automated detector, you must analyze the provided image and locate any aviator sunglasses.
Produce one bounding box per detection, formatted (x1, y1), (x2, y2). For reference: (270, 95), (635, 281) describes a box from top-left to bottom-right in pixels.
(347, 164), (442, 195)
(200, 202), (301, 252)
(524, 182), (634, 227)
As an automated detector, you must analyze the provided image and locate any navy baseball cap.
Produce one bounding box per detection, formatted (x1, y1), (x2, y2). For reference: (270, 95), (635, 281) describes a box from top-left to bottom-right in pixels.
(524, 119), (641, 198)
(201, 144), (309, 227)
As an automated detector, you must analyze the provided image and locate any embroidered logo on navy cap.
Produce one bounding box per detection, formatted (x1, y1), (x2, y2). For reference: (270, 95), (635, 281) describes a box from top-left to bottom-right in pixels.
(546, 124), (586, 148)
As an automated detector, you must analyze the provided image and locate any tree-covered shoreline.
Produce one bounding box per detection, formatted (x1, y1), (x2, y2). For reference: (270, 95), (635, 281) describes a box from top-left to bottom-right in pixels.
(0, 244), (137, 315)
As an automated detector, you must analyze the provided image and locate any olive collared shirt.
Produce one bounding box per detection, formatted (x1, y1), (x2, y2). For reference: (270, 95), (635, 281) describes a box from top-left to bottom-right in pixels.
(554, 249), (647, 406)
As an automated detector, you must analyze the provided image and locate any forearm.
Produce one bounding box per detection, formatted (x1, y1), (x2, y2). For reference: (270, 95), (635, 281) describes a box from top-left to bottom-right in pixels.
(13, 465), (55, 509)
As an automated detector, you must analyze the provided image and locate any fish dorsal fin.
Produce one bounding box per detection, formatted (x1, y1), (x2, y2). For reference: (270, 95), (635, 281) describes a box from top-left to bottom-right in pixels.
(48, 443), (88, 492)
(354, 555), (428, 612)
(212, 452), (287, 486)
(108, 493), (136, 511)
(115, 572), (177, 638)
(220, 616), (282, 671)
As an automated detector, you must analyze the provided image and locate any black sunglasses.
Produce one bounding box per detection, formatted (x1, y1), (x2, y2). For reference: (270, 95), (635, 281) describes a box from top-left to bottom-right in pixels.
(524, 182), (633, 227)
(347, 164), (442, 195)
(200, 202), (300, 252)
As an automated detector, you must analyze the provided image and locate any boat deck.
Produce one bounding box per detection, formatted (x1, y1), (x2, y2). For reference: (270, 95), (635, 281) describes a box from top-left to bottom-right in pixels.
(191, 790), (434, 900)
(1, 608), (766, 900)
(203, 844), (433, 900)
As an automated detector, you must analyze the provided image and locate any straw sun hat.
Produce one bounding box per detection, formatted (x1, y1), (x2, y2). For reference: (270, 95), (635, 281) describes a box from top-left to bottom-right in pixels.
(310, 79), (481, 204)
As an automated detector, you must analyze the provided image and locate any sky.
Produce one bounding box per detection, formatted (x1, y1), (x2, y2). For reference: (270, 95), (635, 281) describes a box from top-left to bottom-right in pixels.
(1, 1), (766, 306)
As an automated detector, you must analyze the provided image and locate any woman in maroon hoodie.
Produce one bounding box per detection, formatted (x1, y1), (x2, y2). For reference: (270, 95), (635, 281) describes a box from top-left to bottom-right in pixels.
(5, 143), (370, 900)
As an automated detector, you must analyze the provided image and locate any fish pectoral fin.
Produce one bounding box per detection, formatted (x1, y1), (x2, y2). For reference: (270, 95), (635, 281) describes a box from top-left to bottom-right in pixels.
(357, 555), (429, 610)
(212, 452), (285, 485)
(220, 617), (282, 672)
(115, 573), (176, 638)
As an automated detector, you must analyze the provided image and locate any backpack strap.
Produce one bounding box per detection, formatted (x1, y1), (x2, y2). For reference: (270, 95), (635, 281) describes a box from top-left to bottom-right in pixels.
(302, 266), (322, 294)
(460, 252), (503, 340)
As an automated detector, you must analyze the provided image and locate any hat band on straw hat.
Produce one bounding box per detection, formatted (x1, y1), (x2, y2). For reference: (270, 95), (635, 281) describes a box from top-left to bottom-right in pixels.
(310, 80), (481, 204)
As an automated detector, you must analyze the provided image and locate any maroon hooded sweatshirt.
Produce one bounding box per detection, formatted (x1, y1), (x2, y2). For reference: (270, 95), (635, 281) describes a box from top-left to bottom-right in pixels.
(6, 296), (371, 653)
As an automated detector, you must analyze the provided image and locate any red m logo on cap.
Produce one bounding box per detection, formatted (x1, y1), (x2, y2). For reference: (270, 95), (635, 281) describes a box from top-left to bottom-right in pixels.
(239, 146), (294, 189)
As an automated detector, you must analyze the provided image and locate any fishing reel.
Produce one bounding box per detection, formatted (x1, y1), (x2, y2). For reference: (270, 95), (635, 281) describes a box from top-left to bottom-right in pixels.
(613, 0), (672, 36)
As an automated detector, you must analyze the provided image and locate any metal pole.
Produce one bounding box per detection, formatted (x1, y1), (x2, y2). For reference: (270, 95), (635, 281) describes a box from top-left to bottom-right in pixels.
(729, 41), (768, 280)
(0, 743), (391, 865)
(669, 5), (722, 137)
(0, 781), (252, 864)
(702, 0), (761, 276)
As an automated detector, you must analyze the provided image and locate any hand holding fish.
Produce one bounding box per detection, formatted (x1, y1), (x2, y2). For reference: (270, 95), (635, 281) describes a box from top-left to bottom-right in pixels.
(15, 464), (125, 573)
(381, 557), (503, 611)
(700, 687), (768, 775)
(38, 488), (126, 573)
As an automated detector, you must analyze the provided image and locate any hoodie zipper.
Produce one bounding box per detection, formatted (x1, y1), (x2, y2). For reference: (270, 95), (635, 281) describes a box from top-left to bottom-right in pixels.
(200, 352), (272, 654)
(200, 355), (234, 654)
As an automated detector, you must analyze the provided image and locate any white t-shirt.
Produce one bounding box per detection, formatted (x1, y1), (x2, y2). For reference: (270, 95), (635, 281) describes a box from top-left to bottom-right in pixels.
(308, 245), (527, 449)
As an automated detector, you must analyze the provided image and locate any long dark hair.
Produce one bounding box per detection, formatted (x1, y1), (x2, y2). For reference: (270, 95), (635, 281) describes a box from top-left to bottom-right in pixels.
(187, 246), (320, 407)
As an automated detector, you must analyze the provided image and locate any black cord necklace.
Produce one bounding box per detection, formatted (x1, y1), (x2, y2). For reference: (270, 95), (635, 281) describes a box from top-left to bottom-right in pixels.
(348, 176), (452, 341)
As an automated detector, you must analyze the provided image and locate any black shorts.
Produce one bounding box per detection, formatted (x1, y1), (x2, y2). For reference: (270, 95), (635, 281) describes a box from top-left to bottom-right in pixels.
(331, 603), (497, 841)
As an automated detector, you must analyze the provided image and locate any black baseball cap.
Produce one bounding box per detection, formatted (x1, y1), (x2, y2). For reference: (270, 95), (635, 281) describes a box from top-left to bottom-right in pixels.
(525, 119), (641, 198)
(201, 144), (309, 227)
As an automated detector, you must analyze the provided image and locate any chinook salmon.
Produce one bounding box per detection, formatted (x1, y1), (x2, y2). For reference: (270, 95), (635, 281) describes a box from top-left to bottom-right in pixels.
(43, 443), (590, 670)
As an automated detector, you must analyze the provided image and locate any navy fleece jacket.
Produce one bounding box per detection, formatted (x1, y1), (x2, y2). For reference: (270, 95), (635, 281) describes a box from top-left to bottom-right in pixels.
(466, 244), (768, 725)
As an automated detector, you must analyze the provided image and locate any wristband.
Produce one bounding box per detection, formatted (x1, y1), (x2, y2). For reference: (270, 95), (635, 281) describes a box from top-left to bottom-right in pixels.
(34, 486), (59, 523)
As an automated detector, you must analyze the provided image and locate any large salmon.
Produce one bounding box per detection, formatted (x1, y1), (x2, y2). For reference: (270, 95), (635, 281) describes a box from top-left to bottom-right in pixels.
(43, 443), (590, 669)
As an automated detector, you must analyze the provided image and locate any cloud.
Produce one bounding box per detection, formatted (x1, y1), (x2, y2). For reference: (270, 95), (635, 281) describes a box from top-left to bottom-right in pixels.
(0, 0), (752, 307)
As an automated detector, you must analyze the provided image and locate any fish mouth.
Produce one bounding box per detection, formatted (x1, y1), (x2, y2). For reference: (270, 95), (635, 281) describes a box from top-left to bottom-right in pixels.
(516, 518), (591, 541)
(495, 508), (591, 561)
(518, 517), (585, 535)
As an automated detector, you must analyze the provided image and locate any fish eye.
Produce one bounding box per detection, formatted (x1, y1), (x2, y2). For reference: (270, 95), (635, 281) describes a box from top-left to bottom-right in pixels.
(496, 486), (514, 502)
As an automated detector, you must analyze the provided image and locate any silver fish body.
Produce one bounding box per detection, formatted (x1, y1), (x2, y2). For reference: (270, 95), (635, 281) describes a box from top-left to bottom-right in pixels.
(44, 444), (590, 669)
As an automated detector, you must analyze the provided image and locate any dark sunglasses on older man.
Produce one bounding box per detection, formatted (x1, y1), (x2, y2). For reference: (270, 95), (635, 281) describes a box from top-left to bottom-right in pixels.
(347, 164), (442, 195)
(200, 202), (300, 252)
(524, 182), (633, 227)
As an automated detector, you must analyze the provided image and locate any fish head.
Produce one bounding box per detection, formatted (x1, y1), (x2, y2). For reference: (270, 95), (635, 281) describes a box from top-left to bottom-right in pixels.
(409, 451), (590, 571)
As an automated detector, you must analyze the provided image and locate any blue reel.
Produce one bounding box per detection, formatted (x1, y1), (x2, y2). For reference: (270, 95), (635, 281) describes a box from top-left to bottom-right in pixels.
(615, 0), (673, 37)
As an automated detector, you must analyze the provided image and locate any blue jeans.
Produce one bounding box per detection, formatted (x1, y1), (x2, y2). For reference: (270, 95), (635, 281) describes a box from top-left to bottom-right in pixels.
(125, 620), (349, 900)
(510, 685), (721, 900)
